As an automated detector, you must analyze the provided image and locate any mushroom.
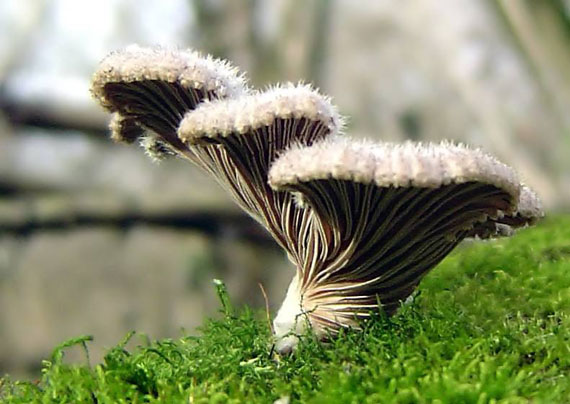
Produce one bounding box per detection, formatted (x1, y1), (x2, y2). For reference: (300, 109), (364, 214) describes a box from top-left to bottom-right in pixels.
(267, 138), (539, 353)
(177, 84), (342, 254)
(91, 47), (543, 355)
(90, 44), (248, 167)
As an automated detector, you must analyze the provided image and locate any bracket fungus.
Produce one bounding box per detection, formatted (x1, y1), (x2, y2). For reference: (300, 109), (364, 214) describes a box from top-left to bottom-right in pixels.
(91, 46), (544, 355)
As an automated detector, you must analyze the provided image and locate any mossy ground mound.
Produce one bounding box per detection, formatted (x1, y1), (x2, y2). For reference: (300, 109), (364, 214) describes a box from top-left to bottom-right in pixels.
(2, 217), (569, 403)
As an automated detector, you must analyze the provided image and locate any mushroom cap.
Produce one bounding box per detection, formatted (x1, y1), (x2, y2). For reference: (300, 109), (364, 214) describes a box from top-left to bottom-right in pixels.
(178, 83), (343, 143)
(269, 139), (520, 201)
(91, 44), (246, 110)
(176, 84), (343, 256)
(90, 45), (248, 158)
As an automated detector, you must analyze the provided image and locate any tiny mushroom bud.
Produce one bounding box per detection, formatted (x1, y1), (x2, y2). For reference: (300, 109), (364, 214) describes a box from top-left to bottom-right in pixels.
(108, 112), (144, 144)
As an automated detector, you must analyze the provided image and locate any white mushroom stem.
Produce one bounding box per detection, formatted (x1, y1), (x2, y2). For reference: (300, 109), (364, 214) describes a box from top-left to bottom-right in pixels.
(273, 274), (307, 355)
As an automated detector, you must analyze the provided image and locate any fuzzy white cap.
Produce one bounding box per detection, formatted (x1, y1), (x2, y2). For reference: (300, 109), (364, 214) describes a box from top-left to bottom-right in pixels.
(269, 138), (521, 202)
(178, 83), (343, 142)
(91, 44), (247, 109)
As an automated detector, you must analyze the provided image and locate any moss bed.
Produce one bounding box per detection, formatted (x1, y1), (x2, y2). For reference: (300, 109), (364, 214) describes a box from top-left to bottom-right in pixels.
(1, 216), (569, 403)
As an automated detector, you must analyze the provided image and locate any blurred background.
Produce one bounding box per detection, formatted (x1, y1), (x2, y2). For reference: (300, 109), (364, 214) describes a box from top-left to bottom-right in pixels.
(1, 0), (569, 378)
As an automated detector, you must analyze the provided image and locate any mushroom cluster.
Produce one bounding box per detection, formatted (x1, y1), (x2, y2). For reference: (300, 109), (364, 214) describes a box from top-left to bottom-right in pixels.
(91, 46), (543, 354)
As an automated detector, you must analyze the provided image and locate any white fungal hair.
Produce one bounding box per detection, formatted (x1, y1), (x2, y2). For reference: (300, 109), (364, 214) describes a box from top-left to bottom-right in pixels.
(269, 138), (520, 198)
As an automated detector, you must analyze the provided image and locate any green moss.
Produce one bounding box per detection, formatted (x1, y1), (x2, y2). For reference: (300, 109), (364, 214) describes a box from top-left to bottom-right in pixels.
(2, 217), (570, 403)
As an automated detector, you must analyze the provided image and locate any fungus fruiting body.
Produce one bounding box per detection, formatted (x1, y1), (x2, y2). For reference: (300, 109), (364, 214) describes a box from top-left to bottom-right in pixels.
(91, 46), (544, 354)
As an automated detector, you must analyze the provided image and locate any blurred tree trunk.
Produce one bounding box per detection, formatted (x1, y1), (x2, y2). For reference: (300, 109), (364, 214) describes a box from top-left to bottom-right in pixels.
(189, 0), (333, 86)
(306, 0), (333, 88)
(497, 0), (570, 130)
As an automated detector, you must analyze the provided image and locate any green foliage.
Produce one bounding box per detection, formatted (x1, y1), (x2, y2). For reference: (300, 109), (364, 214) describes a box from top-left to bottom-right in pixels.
(2, 217), (570, 403)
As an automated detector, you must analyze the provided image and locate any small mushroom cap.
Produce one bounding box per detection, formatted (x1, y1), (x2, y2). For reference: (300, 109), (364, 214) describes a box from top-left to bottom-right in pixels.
(176, 85), (343, 256)
(90, 45), (248, 154)
(91, 44), (247, 109)
(269, 138), (520, 204)
(178, 83), (343, 143)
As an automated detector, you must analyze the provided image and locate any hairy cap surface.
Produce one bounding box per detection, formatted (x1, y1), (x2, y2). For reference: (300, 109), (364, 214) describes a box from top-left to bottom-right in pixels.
(269, 138), (520, 203)
(91, 44), (247, 109)
(178, 84), (343, 143)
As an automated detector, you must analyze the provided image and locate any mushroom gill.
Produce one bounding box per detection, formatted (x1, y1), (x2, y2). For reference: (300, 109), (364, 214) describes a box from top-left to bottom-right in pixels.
(468, 184), (544, 239)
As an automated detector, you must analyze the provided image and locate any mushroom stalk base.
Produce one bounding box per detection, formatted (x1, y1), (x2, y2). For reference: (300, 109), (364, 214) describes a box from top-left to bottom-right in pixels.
(273, 273), (307, 354)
